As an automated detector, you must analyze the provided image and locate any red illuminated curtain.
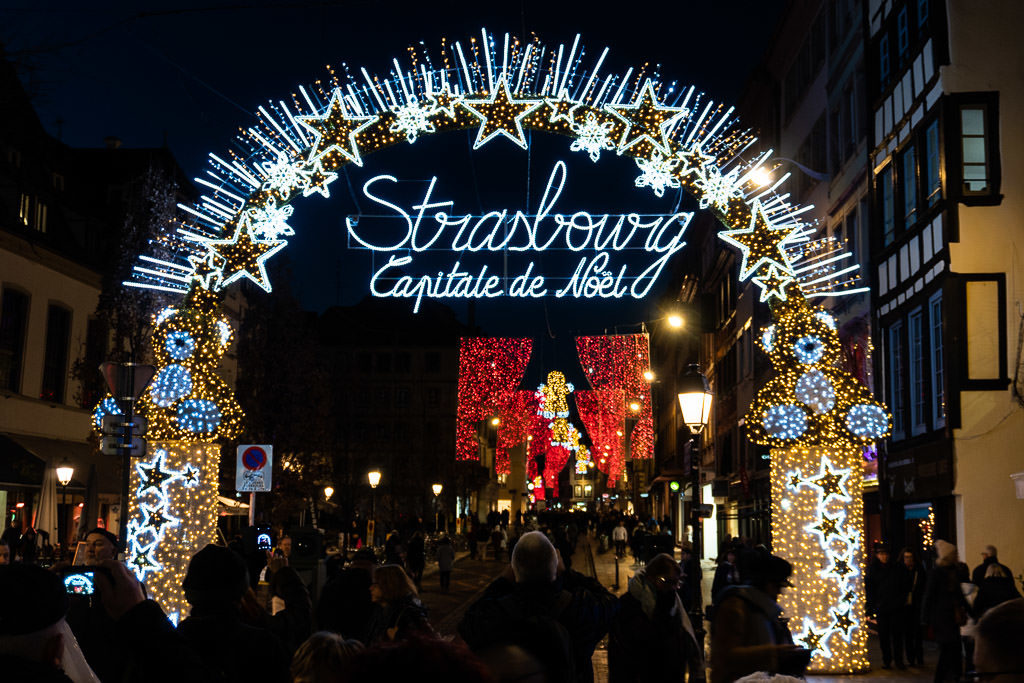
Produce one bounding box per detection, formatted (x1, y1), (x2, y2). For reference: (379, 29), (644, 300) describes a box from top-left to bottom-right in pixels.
(455, 338), (533, 461)
(575, 388), (625, 485)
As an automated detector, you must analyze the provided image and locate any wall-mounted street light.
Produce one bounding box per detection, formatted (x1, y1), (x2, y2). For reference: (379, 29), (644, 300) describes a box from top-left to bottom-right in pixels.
(323, 486), (334, 501)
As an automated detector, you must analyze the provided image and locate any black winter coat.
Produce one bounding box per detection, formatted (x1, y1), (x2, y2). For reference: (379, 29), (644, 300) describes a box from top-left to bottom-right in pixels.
(866, 559), (909, 614)
(608, 591), (691, 683)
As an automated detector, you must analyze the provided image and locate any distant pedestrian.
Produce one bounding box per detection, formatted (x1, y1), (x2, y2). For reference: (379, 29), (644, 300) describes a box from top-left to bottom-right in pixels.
(366, 564), (434, 644)
(711, 548), (741, 605)
(384, 531), (404, 567)
(436, 535), (456, 594)
(315, 548), (377, 643)
(971, 545), (1013, 587)
(608, 553), (705, 682)
(922, 540), (970, 682)
(406, 532), (425, 589)
(612, 521), (628, 558)
(972, 564), (1021, 621)
(467, 523), (479, 560)
(899, 547), (927, 667)
(866, 543), (908, 669)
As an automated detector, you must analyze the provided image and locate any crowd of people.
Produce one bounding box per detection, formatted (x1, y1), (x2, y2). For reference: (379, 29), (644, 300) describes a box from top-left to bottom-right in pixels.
(1, 517), (1022, 683)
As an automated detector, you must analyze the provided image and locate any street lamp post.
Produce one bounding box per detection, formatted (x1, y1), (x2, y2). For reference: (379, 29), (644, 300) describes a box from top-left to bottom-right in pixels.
(56, 460), (74, 559)
(367, 470), (381, 547)
(432, 483), (443, 533)
(677, 363), (713, 651)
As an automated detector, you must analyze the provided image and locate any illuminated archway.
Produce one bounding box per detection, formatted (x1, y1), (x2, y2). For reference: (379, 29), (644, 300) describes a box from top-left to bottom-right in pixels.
(94, 29), (889, 671)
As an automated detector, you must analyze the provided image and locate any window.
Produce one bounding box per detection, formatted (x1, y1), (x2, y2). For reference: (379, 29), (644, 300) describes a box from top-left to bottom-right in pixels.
(41, 305), (71, 403)
(879, 34), (891, 88)
(426, 387), (440, 408)
(881, 166), (895, 246)
(52, 173), (65, 191)
(424, 352), (440, 373)
(897, 9), (910, 61)
(961, 104), (991, 195)
(918, 0), (929, 27)
(0, 289), (30, 392)
(889, 322), (906, 440)
(34, 202), (47, 233)
(903, 146), (918, 226)
(19, 194), (30, 226)
(929, 291), (945, 428)
(395, 386), (410, 410)
(7, 148), (21, 168)
(924, 120), (942, 206)
(395, 352), (411, 373)
(375, 352), (391, 373)
(909, 308), (926, 435)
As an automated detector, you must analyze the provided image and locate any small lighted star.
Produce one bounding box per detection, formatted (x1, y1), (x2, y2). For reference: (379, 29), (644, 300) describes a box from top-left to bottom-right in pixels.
(426, 83), (460, 120)
(301, 160), (338, 199)
(544, 90), (577, 125)
(296, 88), (377, 167)
(808, 457), (852, 503)
(752, 264), (795, 302)
(832, 608), (855, 636)
(186, 251), (224, 291)
(136, 450), (182, 497)
(461, 75), (543, 149)
(799, 627), (823, 652)
(788, 473), (804, 489)
(841, 590), (857, 603)
(204, 216), (287, 293)
(605, 79), (686, 155)
(678, 142), (715, 177)
(810, 513), (842, 540)
(717, 199), (799, 280)
(128, 538), (160, 580)
(140, 503), (179, 538)
(182, 464), (201, 488)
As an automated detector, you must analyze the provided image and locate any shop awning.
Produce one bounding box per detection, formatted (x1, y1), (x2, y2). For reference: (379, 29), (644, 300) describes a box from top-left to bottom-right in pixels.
(0, 434), (46, 487)
(1, 433), (117, 494)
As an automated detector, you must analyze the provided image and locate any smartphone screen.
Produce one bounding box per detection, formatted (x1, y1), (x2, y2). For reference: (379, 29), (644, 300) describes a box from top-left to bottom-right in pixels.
(63, 571), (96, 596)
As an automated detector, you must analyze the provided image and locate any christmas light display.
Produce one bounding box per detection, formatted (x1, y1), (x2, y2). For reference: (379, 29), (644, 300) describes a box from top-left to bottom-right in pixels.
(575, 388), (626, 485)
(576, 334), (653, 468)
(742, 290), (891, 673)
(126, 443), (219, 621)
(535, 371), (585, 496)
(455, 337), (533, 462)
(494, 390), (541, 476)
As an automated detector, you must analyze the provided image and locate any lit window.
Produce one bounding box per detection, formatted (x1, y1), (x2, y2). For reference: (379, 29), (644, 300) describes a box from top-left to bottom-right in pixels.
(18, 194), (30, 226)
(918, 0), (929, 27)
(34, 202), (47, 233)
(961, 105), (990, 194)
(881, 167), (895, 246)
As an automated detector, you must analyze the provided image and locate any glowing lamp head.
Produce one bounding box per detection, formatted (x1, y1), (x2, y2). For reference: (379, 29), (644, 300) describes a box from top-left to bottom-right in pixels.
(750, 167), (773, 187)
(667, 314), (684, 329)
(432, 483), (443, 496)
(56, 461), (75, 487)
(643, 370), (655, 382)
(669, 481), (681, 492)
(323, 486), (334, 500)
(527, 435), (533, 441)
(677, 364), (713, 435)
(367, 470), (381, 488)
(629, 401), (641, 413)
(490, 416), (501, 426)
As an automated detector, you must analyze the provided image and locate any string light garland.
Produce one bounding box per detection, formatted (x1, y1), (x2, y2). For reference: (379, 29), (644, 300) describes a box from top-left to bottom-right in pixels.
(455, 337), (533, 462)
(743, 289), (891, 673)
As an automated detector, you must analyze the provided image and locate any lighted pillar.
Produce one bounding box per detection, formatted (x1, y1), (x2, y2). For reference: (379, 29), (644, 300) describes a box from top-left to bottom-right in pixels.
(126, 441), (220, 621)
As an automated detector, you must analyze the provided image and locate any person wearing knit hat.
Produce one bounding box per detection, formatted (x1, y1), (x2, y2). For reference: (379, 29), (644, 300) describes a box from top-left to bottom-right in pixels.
(82, 529), (119, 566)
(177, 544), (291, 681)
(922, 539), (970, 682)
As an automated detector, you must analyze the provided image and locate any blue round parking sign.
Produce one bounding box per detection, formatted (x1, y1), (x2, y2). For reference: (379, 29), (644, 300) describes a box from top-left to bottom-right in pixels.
(242, 446), (267, 471)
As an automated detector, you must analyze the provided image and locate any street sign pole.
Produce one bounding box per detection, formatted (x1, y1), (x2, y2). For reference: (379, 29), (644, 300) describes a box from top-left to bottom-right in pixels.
(249, 492), (256, 526)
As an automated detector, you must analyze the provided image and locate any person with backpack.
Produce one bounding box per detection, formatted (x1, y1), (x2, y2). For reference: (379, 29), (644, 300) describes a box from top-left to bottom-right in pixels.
(457, 530), (619, 683)
(608, 553), (705, 682)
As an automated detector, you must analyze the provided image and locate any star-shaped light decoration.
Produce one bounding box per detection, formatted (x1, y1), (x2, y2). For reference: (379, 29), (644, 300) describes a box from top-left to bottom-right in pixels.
(606, 79), (687, 156)
(296, 88), (378, 167)
(544, 90), (577, 126)
(717, 199), (799, 280)
(186, 251), (224, 291)
(140, 503), (180, 539)
(128, 538), (161, 581)
(797, 624), (825, 654)
(809, 512), (843, 541)
(182, 464), (201, 488)
(678, 142), (715, 178)
(831, 608), (855, 638)
(788, 472), (804, 490)
(203, 216), (287, 293)
(302, 160), (338, 199)
(824, 553), (854, 580)
(461, 75), (543, 149)
(808, 457), (852, 504)
(426, 83), (460, 121)
(752, 264), (796, 303)
(136, 449), (183, 498)
(841, 589), (857, 604)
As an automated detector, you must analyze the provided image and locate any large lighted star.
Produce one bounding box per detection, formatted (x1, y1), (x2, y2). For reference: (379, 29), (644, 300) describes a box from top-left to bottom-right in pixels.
(809, 512), (843, 541)
(140, 503), (180, 539)
(605, 79), (686, 155)
(832, 608), (855, 637)
(752, 264), (795, 302)
(204, 217), (286, 293)
(717, 200), (799, 280)
(136, 450), (182, 498)
(823, 550), (856, 580)
(128, 538), (161, 581)
(461, 76), (543, 149)
(186, 251), (224, 291)
(296, 88), (377, 166)
(808, 457), (852, 503)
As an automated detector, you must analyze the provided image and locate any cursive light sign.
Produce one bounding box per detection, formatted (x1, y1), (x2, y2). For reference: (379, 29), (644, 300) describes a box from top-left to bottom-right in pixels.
(346, 161), (691, 312)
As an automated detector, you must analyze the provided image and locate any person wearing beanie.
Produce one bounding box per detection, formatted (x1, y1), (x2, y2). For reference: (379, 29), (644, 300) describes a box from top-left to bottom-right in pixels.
(82, 529), (119, 566)
(922, 540), (970, 681)
(177, 544), (290, 682)
(66, 528), (123, 680)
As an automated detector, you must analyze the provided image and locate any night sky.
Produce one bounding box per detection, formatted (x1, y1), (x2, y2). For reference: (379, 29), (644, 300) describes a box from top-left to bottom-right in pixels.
(4, 1), (784, 344)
